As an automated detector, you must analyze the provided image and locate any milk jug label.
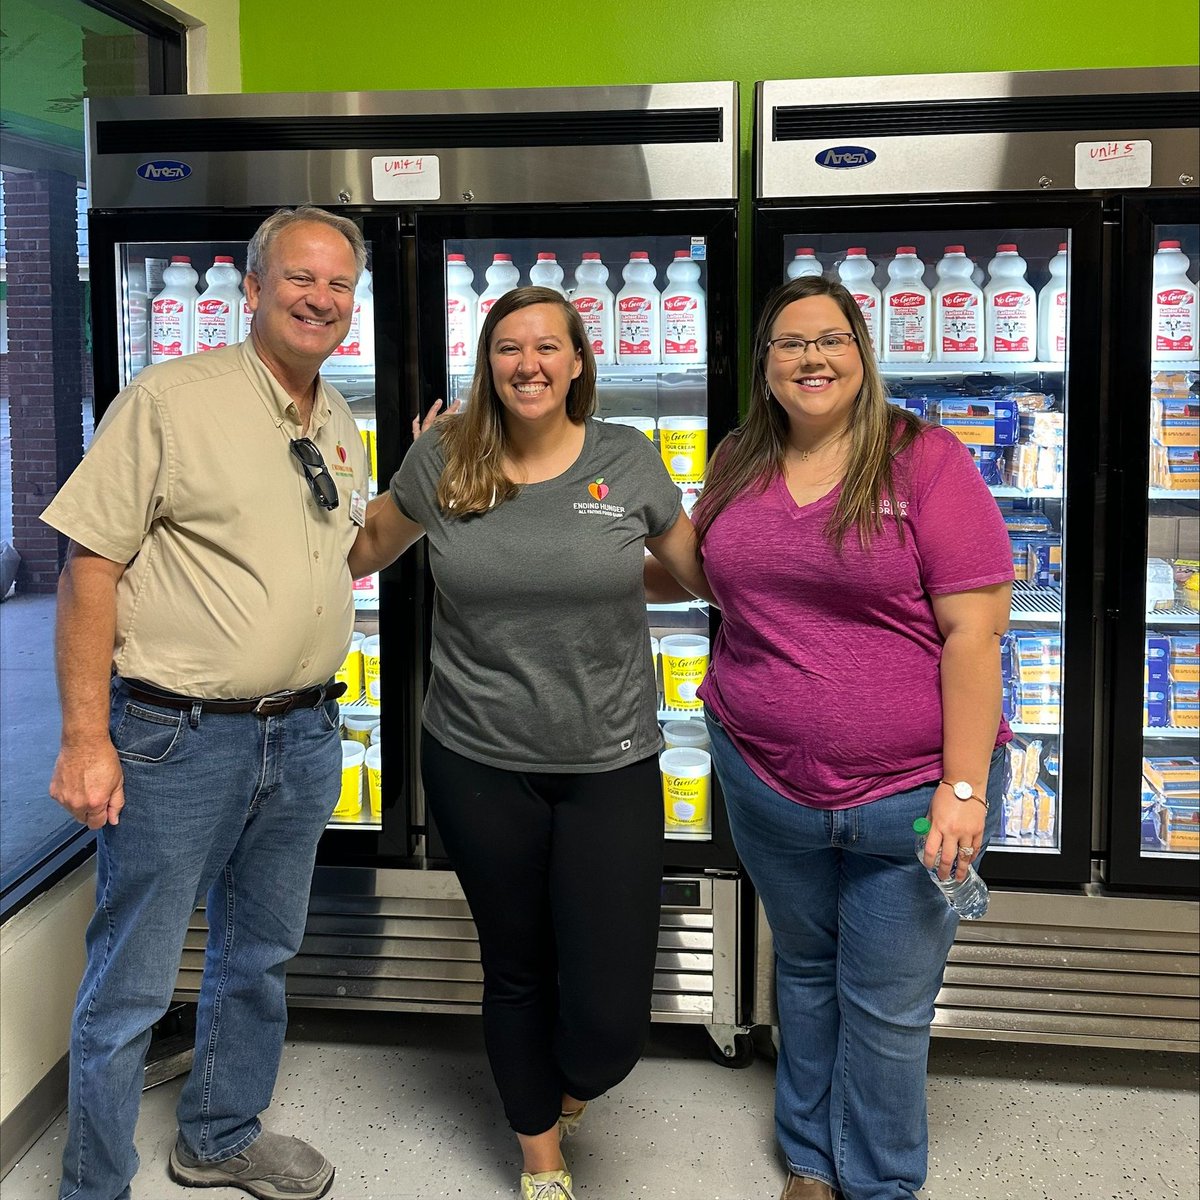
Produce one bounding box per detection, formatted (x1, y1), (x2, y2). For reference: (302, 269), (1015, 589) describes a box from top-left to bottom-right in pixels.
(1155, 287), (1196, 353)
(573, 296), (608, 355)
(886, 292), (928, 353)
(332, 305), (363, 358)
(991, 291), (1032, 353)
(939, 291), (981, 354)
(195, 298), (235, 352)
(447, 296), (471, 361)
(1052, 292), (1068, 353)
(151, 298), (186, 357)
(618, 295), (654, 356)
(663, 294), (699, 356)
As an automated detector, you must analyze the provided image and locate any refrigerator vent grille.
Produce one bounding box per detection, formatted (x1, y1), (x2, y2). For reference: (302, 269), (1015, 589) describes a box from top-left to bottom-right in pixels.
(95, 109), (726, 154)
(772, 92), (1200, 141)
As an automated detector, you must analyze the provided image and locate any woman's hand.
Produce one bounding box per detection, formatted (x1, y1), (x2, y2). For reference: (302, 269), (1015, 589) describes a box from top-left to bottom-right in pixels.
(412, 397), (462, 441)
(922, 783), (988, 882)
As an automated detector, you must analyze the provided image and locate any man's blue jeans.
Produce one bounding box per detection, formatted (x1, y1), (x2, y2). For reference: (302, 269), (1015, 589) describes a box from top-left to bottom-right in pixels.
(59, 679), (341, 1200)
(706, 710), (1003, 1200)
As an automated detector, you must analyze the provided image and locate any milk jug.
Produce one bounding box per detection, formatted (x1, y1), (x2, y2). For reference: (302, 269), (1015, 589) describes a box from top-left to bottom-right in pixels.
(1037, 243), (1069, 362)
(984, 244), (1037, 362)
(150, 256), (199, 362)
(446, 253), (477, 370)
(571, 253), (615, 365)
(616, 251), (661, 364)
(837, 248), (880, 350)
(932, 245), (984, 362)
(529, 252), (566, 295)
(660, 251), (707, 366)
(786, 248), (823, 279)
(1151, 240), (1197, 362)
(195, 256), (243, 353)
(882, 247), (932, 362)
(332, 268), (375, 373)
(477, 253), (521, 329)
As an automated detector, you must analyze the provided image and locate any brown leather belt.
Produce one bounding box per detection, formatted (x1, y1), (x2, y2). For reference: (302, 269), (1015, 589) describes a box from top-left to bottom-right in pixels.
(122, 678), (347, 717)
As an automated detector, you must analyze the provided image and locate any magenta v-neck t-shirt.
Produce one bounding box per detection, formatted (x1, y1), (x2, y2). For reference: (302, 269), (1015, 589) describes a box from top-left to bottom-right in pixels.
(697, 426), (1014, 810)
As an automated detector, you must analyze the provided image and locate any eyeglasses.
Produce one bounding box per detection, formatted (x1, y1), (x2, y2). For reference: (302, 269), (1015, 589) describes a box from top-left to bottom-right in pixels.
(767, 333), (858, 361)
(289, 437), (339, 510)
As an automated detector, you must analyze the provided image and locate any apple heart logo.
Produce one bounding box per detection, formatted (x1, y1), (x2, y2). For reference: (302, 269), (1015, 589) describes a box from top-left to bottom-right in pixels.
(588, 478), (609, 501)
(336, 444), (348, 463)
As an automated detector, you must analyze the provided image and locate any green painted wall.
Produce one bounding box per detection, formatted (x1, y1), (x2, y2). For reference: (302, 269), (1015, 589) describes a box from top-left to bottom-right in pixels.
(240, 0), (1197, 96)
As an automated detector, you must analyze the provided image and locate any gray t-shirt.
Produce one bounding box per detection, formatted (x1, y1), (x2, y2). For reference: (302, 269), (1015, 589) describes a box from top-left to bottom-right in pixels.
(392, 419), (681, 772)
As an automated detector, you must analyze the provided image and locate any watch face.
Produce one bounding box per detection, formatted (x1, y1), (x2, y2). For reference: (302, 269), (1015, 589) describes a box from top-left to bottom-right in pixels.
(953, 781), (973, 800)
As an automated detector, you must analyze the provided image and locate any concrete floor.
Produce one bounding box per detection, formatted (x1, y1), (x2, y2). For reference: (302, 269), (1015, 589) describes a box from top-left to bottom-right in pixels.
(4, 1011), (1197, 1199)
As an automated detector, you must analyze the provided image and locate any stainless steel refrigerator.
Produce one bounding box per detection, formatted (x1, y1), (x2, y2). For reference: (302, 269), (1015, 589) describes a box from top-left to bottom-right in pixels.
(751, 66), (1199, 1050)
(85, 83), (753, 1062)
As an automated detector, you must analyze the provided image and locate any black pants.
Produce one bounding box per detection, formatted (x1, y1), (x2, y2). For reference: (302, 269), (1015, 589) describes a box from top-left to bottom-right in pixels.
(422, 730), (664, 1136)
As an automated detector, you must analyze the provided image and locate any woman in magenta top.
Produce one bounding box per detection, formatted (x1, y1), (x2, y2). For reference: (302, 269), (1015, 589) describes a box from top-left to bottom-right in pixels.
(695, 276), (1013, 1200)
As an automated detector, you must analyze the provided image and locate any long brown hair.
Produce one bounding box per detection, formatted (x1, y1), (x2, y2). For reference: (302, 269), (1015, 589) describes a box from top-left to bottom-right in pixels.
(436, 286), (598, 517)
(694, 275), (924, 550)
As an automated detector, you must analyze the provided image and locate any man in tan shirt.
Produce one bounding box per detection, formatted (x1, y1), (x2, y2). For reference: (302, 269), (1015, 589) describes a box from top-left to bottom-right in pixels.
(41, 206), (369, 1200)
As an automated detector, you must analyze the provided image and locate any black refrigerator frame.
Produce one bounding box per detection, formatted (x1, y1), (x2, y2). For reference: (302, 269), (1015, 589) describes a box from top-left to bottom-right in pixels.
(1106, 192), (1200, 896)
(752, 197), (1104, 887)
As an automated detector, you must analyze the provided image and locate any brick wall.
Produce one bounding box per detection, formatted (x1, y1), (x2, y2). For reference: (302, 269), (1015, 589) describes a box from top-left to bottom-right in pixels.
(5, 170), (84, 593)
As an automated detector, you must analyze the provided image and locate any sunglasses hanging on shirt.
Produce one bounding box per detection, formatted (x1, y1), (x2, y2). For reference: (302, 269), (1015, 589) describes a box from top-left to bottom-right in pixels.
(290, 437), (340, 510)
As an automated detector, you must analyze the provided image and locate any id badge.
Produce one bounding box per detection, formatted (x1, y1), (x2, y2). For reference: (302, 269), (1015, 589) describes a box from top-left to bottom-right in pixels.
(349, 490), (367, 528)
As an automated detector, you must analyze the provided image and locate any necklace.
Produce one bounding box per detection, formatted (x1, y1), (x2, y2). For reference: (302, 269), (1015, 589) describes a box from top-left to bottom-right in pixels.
(792, 429), (848, 462)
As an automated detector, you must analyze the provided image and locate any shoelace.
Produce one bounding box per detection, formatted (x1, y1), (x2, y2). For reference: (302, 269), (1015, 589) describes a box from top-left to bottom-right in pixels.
(526, 1180), (575, 1200)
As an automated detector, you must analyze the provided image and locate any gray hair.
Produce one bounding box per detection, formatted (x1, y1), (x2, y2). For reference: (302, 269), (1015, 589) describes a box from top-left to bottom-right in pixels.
(245, 205), (367, 281)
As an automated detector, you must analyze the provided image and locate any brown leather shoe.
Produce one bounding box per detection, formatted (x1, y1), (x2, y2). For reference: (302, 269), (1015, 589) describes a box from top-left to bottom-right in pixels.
(780, 1174), (838, 1200)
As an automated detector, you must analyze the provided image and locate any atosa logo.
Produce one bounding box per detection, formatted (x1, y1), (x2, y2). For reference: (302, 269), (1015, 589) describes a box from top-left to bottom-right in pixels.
(814, 145), (877, 170)
(136, 160), (192, 182)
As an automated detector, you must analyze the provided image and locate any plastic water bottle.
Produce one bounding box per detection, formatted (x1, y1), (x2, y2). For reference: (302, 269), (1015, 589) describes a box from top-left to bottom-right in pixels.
(195, 256), (243, 353)
(1151, 240), (1197, 362)
(572, 252), (615, 365)
(882, 246), (931, 362)
(150, 256), (199, 362)
(1038, 243), (1070, 362)
(529, 251), (566, 295)
(984, 243), (1037, 362)
(477, 253), (521, 329)
(446, 253), (477, 371)
(660, 250), (707, 365)
(331, 268), (374, 373)
(786, 247), (823, 279)
(837, 248), (880, 350)
(616, 251), (661, 364)
(913, 817), (989, 920)
(933, 245), (984, 362)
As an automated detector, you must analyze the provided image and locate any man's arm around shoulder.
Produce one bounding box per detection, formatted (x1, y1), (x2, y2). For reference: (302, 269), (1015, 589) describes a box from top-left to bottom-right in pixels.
(50, 544), (128, 828)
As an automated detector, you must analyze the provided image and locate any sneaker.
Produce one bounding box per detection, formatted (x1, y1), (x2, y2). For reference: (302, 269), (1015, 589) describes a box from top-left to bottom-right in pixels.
(780, 1174), (839, 1200)
(168, 1131), (334, 1200)
(520, 1167), (577, 1199)
(557, 1101), (588, 1138)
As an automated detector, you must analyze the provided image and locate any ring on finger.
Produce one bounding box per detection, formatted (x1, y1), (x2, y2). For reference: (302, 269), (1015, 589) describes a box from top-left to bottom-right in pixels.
(957, 845), (976, 858)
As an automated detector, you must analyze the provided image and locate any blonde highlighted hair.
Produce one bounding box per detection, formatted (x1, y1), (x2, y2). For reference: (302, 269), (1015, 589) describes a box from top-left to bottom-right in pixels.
(436, 286), (597, 517)
(694, 275), (924, 550)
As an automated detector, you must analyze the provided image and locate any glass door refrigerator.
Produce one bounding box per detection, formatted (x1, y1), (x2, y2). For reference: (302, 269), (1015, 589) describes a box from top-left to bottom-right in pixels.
(86, 83), (752, 1060)
(1107, 198), (1199, 894)
(749, 66), (1199, 1050)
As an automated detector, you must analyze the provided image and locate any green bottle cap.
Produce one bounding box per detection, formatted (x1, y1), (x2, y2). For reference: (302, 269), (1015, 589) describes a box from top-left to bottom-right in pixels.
(913, 817), (932, 835)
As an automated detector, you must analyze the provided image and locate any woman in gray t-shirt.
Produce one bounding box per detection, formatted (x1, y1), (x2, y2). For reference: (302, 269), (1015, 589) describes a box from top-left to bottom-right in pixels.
(350, 287), (710, 1200)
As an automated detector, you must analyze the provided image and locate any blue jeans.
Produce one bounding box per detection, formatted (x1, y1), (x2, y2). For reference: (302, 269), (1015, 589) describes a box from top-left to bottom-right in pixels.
(59, 679), (341, 1200)
(706, 711), (1003, 1200)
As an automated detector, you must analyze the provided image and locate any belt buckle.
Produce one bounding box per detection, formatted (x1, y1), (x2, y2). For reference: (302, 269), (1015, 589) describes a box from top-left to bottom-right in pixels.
(253, 693), (286, 716)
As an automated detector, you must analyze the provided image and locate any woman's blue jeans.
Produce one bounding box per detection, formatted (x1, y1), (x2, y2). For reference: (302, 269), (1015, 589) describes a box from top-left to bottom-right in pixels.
(706, 711), (1002, 1200)
(58, 679), (341, 1200)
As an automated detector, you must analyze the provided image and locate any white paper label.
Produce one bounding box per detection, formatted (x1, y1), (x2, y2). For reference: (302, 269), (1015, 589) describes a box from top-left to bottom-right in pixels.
(1074, 140), (1152, 190)
(371, 155), (441, 201)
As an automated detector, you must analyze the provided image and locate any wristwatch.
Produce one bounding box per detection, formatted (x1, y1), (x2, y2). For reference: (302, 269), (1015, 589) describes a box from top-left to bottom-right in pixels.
(941, 779), (989, 810)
